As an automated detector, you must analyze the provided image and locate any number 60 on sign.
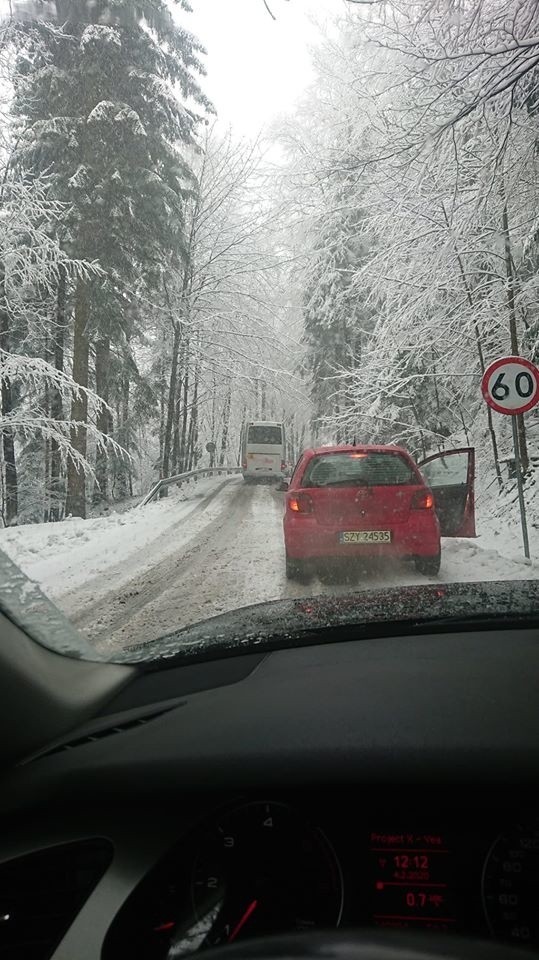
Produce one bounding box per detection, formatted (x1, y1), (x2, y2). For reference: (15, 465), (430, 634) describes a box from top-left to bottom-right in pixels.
(481, 356), (539, 416)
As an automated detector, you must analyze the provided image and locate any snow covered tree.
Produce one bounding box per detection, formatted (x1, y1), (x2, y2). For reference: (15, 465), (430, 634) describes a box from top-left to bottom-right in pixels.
(0, 173), (122, 523)
(281, 0), (539, 485)
(277, 28), (380, 443)
(150, 126), (298, 487)
(9, 0), (210, 516)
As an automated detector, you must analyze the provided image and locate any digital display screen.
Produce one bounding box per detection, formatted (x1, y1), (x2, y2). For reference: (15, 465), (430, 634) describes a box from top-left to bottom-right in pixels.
(369, 831), (457, 931)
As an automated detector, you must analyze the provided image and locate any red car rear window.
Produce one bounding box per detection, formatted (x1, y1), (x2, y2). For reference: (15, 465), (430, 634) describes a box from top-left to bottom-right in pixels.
(302, 452), (416, 487)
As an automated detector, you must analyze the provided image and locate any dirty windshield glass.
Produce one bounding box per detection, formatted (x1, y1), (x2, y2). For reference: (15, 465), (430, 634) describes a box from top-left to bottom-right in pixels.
(0, 0), (538, 663)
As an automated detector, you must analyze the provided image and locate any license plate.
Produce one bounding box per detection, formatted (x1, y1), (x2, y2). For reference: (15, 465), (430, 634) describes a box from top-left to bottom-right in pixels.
(339, 530), (392, 544)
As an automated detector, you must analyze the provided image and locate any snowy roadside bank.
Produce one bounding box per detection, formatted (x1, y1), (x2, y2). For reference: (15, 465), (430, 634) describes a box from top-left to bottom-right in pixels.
(0, 476), (240, 604)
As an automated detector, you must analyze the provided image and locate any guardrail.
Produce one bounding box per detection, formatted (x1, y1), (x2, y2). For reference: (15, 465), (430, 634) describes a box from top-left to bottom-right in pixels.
(139, 466), (242, 507)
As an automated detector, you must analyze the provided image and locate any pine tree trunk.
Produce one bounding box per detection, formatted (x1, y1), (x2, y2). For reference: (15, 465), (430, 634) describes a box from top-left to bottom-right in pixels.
(93, 337), (111, 504)
(0, 263), (18, 525)
(179, 337), (190, 472)
(171, 338), (185, 476)
(209, 375), (217, 467)
(65, 279), (90, 518)
(43, 327), (51, 521)
(43, 435), (50, 522)
(158, 352), (166, 472)
(116, 374), (131, 500)
(298, 423), (306, 459)
(161, 321), (181, 490)
(49, 268), (65, 521)
(334, 396), (342, 443)
(238, 404), (247, 466)
(186, 408), (196, 472)
(187, 362), (200, 471)
(171, 393), (181, 475)
(219, 386), (231, 466)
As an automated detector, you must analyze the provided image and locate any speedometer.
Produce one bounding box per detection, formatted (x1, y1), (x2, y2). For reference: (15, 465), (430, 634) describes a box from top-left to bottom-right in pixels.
(482, 825), (539, 946)
(179, 801), (343, 951)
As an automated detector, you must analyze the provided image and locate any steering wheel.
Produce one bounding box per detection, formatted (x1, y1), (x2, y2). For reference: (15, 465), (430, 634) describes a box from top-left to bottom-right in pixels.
(178, 931), (538, 960)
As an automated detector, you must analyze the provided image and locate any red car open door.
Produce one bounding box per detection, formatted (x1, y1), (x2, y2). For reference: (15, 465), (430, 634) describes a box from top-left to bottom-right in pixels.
(418, 448), (476, 537)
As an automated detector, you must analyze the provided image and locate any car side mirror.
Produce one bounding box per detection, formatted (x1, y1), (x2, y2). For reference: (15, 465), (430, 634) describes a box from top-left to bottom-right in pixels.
(277, 479), (290, 492)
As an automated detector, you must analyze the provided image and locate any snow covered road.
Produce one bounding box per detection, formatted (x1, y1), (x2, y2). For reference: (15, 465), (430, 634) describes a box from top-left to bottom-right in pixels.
(31, 477), (535, 655)
(2, 475), (536, 655)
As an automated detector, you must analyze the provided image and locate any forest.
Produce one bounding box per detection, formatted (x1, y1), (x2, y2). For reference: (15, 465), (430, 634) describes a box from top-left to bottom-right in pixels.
(1, 0), (538, 525)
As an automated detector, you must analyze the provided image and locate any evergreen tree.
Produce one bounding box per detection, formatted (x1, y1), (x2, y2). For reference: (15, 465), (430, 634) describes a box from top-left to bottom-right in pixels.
(11, 0), (210, 516)
(302, 189), (376, 443)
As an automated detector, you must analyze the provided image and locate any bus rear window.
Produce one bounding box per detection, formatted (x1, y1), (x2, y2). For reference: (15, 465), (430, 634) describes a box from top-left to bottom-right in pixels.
(247, 426), (282, 444)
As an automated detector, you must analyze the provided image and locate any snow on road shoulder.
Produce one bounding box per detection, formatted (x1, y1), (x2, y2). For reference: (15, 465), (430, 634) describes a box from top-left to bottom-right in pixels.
(0, 476), (239, 603)
(441, 536), (534, 582)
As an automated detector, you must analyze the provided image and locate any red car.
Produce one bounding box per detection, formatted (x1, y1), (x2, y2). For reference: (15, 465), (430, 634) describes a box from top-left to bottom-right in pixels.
(282, 444), (475, 580)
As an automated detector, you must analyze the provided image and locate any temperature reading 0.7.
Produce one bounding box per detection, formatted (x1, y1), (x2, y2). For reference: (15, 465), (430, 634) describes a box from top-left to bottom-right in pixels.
(369, 831), (457, 932)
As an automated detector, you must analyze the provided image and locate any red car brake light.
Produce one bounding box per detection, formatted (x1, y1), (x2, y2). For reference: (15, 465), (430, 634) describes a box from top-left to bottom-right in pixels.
(411, 490), (434, 510)
(288, 492), (314, 514)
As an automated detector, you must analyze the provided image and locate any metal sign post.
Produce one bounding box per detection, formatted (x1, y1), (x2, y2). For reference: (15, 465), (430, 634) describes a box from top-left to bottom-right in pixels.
(481, 355), (539, 564)
(510, 413), (531, 561)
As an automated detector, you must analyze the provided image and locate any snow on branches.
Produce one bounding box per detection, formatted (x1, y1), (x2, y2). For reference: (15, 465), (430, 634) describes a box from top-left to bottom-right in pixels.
(0, 349), (126, 479)
(280, 1), (539, 468)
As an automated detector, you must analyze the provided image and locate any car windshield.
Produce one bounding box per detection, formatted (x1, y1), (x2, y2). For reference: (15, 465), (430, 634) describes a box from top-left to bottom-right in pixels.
(303, 453), (415, 488)
(0, 0), (538, 664)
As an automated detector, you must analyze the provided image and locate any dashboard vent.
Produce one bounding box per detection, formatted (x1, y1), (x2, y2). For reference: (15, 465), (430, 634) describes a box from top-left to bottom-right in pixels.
(36, 706), (174, 760)
(0, 838), (112, 960)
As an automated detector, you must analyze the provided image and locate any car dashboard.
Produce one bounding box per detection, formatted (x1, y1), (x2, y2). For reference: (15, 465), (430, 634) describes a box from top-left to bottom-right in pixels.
(100, 794), (539, 958)
(1, 627), (539, 959)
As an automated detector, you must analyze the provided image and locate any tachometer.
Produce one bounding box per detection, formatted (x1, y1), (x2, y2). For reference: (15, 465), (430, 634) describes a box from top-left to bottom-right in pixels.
(173, 801), (342, 952)
(482, 825), (539, 946)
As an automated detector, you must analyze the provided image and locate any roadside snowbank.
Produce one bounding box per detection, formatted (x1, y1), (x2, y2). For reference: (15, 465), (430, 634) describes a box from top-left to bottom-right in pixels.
(441, 536), (534, 582)
(475, 468), (539, 565)
(0, 476), (237, 601)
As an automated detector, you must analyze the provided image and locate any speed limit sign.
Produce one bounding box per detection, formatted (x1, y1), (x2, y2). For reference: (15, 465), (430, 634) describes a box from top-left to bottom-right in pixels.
(481, 355), (539, 563)
(481, 356), (539, 415)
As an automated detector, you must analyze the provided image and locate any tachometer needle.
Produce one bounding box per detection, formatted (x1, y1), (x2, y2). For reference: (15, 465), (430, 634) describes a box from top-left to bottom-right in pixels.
(228, 899), (258, 943)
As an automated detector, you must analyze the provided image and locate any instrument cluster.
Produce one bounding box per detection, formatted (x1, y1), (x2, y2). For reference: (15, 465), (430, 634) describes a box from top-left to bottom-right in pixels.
(102, 799), (539, 959)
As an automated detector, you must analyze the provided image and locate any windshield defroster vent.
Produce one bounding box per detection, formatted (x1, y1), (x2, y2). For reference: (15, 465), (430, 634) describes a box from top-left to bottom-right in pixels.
(0, 839), (112, 960)
(34, 706), (176, 761)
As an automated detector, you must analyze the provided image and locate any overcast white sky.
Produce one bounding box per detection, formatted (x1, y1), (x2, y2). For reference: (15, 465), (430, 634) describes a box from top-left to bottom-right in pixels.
(181, 0), (341, 138)
(1, 0), (343, 138)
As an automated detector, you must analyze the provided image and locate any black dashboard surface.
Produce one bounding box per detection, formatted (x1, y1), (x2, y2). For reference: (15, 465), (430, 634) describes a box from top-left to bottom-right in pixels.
(5, 627), (539, 804)
(1, 627), (539, 960)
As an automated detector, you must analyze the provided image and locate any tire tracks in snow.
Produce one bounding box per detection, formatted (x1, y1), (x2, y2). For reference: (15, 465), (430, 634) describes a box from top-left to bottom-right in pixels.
(94, 482), (286, 653)
(67, 478), (536, 657)
(66, 477), (242, 636)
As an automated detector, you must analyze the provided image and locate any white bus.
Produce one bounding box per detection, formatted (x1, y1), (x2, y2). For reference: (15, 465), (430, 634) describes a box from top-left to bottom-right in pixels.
(240, 421), (286, 482)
